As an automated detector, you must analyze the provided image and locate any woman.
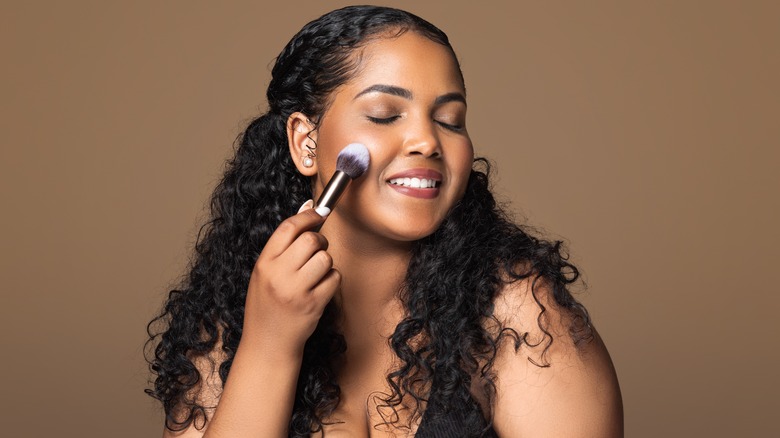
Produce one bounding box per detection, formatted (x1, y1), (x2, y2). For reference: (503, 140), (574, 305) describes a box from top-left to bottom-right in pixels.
(146, 5), (623, 437)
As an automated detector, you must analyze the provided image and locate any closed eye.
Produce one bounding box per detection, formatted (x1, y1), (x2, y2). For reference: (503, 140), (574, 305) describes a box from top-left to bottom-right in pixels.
(367, 115), (401, 125)
(436, 120), (464, 132)
(368, 115), (464, 132)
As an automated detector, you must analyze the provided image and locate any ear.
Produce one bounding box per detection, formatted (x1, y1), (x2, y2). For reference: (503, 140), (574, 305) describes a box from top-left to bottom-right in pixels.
(286, 112), (318, 176)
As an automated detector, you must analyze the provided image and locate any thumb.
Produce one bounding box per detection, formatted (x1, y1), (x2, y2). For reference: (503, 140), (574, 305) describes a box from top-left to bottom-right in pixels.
(297, 199), (314, 214)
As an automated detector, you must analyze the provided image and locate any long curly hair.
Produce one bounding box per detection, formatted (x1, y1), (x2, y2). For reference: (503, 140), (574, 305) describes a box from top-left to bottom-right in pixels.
(145, 5), (592, 437)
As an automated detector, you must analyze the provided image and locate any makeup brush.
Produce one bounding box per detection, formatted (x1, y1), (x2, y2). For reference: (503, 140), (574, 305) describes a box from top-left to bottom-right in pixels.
(314, 143), (370, 218)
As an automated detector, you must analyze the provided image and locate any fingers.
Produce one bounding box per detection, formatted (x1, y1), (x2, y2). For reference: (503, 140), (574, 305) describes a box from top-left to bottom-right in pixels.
(284, 231), (329, 270)
(263, 205), (325, 259)
(257, 199), (338, 298)
(297, 249), (334, 289)
(310, 268), (341, 302)
(297, 199), (314, 214)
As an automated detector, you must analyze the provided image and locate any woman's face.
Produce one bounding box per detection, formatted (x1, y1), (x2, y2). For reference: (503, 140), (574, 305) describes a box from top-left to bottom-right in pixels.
(310, 31), (474, 243)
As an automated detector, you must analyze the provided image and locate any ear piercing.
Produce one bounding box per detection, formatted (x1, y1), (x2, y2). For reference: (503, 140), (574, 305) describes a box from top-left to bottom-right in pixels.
(302, 141), (316, 168)
(300, 117), (318, 169)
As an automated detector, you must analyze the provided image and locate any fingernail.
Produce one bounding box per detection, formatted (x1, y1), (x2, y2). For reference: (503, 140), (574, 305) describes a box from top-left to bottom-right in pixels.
(314, 206), (331, 218)
(297, 199), (314, 213)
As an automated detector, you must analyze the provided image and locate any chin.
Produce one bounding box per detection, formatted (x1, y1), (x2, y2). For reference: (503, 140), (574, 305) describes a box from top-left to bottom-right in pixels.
(339, 201), (448, 242)
(377, 219), (443, 242)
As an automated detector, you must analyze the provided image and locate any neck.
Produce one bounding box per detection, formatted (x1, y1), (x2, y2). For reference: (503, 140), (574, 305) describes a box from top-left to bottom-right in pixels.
(319, 213), (412, 367)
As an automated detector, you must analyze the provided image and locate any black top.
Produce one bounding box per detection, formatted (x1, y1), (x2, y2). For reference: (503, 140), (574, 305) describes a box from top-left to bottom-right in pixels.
(414, 378), (498, 438)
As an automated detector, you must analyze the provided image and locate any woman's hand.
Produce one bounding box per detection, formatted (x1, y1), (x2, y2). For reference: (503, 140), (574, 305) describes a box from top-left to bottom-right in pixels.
(241, 201), (341, 358)
(201, 201), (339, 438)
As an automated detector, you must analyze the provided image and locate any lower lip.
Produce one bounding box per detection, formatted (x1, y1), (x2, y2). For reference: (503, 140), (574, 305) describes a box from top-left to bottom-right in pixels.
(387, 183), (440, 199)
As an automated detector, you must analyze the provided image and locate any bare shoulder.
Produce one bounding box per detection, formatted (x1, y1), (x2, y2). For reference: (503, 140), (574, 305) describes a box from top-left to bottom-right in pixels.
(489, 275), (623, 437)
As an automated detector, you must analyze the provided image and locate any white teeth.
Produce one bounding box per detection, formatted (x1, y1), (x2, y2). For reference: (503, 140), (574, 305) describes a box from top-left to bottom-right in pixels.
(389, 177), (439, 188)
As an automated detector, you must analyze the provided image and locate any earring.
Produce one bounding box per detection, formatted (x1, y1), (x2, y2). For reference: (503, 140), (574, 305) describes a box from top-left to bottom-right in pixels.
(302, 138), (317, 169)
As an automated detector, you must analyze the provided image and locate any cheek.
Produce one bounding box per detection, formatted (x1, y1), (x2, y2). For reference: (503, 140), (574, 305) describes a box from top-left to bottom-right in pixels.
(451, 142), (474, 192)
(312, 122), (370, 192)
(317, 119), (395, 169)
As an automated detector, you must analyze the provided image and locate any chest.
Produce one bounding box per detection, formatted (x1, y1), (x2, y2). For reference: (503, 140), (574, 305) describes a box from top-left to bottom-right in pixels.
(310, 371), (489, 438)
(312, 373), (425, 437)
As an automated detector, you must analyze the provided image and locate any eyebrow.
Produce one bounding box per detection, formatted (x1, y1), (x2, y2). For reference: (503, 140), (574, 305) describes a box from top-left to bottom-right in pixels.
(435, 92), (467, 106)
(354, 84), (412, 100)
(354, 84), (466, 106)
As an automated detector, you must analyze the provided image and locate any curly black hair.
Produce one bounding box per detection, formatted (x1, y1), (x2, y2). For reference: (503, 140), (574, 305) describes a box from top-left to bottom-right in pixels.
(145, 5), (592, 437)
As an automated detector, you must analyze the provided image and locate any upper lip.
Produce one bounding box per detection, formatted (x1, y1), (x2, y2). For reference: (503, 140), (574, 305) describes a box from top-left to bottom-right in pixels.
(386, 168), (443, 182)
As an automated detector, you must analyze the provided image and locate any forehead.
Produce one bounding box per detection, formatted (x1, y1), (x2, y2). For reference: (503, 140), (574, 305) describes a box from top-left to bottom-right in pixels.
(342, 31), (465, 96)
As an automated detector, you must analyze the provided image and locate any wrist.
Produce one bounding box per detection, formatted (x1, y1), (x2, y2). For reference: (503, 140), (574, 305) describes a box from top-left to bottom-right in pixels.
(237, 327), (305, 364)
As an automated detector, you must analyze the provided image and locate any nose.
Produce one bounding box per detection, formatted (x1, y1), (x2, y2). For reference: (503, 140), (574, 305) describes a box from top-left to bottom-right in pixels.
(402, 119), (442, 158)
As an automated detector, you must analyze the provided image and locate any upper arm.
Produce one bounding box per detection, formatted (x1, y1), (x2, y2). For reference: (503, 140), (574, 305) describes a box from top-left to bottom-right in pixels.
(490, 276), (623, 437)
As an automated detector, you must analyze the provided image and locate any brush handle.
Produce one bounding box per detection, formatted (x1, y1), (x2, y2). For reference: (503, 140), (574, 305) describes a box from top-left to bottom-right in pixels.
(312, 170), (351, 231)
(316, 170), (351, 210)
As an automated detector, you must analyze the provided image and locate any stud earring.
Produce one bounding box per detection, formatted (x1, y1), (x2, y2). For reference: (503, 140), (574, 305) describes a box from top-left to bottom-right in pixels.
(302, 156), (314, 168)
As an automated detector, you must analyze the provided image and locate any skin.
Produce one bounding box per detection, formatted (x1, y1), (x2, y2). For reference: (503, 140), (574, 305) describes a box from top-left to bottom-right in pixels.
(165, 30), (623, 438)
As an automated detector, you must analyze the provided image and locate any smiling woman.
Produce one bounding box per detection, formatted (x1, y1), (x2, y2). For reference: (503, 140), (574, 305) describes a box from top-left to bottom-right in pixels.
(296, 31), (474, 244)
(145, 5), (622, 438)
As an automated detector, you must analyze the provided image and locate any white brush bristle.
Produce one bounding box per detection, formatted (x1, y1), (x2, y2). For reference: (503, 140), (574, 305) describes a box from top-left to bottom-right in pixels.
(336, 143), (370, 179)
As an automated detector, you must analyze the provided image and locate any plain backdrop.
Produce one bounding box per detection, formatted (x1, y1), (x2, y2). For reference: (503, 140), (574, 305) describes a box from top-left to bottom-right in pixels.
(1, 1), (778, 437)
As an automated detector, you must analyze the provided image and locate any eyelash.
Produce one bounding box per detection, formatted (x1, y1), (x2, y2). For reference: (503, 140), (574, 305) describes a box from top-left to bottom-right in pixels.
(367, 116), (400, 125)
(367, 116), (463, 132)
(438, 121), (464, 132)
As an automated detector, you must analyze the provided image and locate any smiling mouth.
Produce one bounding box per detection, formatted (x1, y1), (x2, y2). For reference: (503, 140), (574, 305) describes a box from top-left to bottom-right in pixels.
(387, 177), (441, 189)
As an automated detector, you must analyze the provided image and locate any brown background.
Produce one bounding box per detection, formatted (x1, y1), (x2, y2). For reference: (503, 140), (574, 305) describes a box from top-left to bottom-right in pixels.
(2, 1), (778, 437)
